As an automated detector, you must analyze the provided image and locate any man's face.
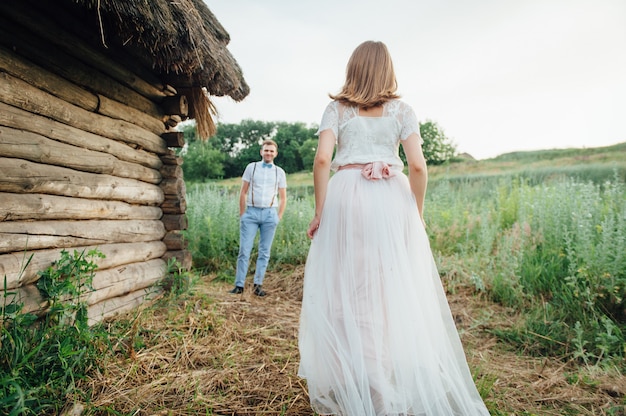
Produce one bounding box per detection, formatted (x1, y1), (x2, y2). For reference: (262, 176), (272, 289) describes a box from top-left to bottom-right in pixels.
(261, 144), (277, 163)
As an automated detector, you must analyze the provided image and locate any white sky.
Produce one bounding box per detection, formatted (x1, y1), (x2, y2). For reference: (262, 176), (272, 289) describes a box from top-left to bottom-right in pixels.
(205, 0), (626, 159)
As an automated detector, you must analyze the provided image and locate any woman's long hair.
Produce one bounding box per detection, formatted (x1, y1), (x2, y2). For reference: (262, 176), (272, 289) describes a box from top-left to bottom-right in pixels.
(330, 41), (399, 109)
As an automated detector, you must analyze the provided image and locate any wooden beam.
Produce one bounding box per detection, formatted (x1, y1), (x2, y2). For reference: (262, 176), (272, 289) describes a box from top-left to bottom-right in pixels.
(0, 14), (164, 118)
(162, 132), (185, 148)
(87, 287), (163, 326)
(0, 2), (170, 101)
(1, 259), (167, 316)
(87, 259), (167, 305)
(162, 250), (192, 271)
(98, 94), (165, 136)
(0, 241), (167, 290)
(0, 193), (162, 222)
(0, 44), (99, 112)
(161, 153), (184, 166)
(0, 102), (162, 170)
(0, 125), (162, 184)
(160, 178), (187, 197)
(162, 95), (189, 117)
(0, 157), (164, 205)
(0, 72), (167, 154)
(161, 197), (187, 215)
(160, 164), (183, 179)
(0, 219), (166, 254)
(161, 214), (188, 231)
(163, 230), (187, 250)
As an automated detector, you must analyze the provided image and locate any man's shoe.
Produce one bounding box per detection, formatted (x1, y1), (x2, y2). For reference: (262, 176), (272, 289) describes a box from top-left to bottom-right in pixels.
(229, 286), (244, 294)
(253, 284), (267, 297)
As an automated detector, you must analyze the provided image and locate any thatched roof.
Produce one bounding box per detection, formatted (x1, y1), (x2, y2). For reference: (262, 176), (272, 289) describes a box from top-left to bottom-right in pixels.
(69, 0), (250, 137)
(74, 0), (248, 98)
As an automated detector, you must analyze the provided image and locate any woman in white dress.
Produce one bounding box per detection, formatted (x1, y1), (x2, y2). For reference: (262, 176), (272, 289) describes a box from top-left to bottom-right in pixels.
(298, 41), (490, 416)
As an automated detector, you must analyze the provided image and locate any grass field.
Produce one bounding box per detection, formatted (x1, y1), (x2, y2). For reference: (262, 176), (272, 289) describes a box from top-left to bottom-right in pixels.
(3, 142), (625, 415)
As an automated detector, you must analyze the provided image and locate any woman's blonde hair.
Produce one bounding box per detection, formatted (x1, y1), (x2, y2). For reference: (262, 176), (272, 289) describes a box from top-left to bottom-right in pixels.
(330, 41), (399, 109)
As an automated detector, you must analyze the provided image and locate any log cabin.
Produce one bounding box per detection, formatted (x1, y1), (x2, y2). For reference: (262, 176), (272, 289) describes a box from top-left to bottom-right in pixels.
(0, 0), (249, 324)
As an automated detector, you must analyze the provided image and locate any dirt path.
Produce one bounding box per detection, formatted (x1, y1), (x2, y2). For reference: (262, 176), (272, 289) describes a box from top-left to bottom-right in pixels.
(87, 266), (625, 415)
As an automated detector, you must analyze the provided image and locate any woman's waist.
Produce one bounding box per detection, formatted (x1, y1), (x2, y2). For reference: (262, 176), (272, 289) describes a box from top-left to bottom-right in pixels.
(336, 162), (402, 171)
(337, 161), (400, 180)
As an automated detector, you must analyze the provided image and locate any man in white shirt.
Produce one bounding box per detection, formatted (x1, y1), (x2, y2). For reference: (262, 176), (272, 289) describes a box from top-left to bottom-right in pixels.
(229, 139), (287, 296)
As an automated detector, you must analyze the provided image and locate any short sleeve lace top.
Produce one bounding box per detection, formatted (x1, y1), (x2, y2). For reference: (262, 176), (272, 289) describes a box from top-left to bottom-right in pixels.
(317, 99), (422, 172)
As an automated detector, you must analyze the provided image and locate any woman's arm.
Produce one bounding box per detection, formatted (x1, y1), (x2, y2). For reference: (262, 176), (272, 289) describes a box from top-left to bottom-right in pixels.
(307, 129), (336, 238)
(401, 133), (428, 225)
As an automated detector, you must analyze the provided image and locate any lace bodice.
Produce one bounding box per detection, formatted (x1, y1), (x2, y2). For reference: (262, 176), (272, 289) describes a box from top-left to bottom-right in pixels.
(317, 99), (422, 171)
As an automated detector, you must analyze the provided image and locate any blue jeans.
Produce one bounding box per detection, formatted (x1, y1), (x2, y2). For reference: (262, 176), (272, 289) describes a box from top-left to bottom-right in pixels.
(234, 207), (279, 288)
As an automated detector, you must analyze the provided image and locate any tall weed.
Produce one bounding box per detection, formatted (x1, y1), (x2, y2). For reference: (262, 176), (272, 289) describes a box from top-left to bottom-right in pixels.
(185, 184), (314, 275)
(0, 249), (110, 415)
(192, 173), (626, 367)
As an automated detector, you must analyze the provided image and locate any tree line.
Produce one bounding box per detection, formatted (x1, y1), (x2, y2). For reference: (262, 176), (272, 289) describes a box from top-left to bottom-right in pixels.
(178, 119), (457, 182)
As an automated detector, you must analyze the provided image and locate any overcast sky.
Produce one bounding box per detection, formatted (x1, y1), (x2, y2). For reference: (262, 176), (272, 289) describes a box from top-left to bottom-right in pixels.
(205, 0), (626, 159)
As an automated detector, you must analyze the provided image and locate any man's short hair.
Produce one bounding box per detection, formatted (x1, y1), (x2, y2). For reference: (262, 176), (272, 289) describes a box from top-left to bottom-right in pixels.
(262, 139), (278, 150)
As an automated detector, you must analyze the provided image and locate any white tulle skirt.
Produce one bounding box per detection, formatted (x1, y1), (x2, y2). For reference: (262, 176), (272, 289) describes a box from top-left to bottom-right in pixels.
(298, 169), (489, 416)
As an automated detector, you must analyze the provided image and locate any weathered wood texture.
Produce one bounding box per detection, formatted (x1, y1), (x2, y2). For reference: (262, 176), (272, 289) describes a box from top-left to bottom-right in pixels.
(87, 286), (163, 326)
(0, 6), (170, 110)
(159, 152), (186, 208)
(161, 215), (189, 232)
(1, 241), (168, 290)
(0, 1), (196, 321)
(161, 95), (189, 117)
(0, 126), (161, 184)
(0, 158), (164, 205)
(163, 231), (187, 250)
(162, 250), (192, 271)
(0, 193), (162, 222)
(0, 44), (98, 112)
(162, 197), (188, 215)
(2, 259), (167, 315)
(161, 178), (187, 197)
(0, 102), (162, 170)
(0, 72), (167, 154)
(0, 43), (164, 135)
(98, 94), (166, 136)
(160, 152), (184, 166)
(160, 164), (183, 179)
(0, 219), (166, 254)
(162, 132), (185, 148)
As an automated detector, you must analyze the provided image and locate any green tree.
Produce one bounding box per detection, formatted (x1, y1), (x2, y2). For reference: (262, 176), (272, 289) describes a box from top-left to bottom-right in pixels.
(213, 120), (277, 177)
(299, 138), (319, 170)
(419, 120), (456, 165)
(181, 141), (225, 181)
(272, 122), (317, 173)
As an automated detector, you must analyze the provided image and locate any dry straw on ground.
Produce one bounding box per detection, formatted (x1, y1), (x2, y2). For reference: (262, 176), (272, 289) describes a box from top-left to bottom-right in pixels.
(80, 265), (625, 415)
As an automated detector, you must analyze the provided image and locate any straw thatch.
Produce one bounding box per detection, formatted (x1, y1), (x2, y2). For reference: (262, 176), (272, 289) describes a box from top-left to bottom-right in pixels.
(66, 0), (250, 138)
(73, 0), (248, 97)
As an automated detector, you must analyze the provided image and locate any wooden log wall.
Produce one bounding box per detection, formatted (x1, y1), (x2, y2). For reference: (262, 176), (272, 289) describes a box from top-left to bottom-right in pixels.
(0, 2), (192, 324)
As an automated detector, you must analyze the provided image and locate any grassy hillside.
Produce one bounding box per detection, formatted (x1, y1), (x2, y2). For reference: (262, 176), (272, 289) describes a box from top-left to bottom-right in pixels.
(429, 141), (626, 184)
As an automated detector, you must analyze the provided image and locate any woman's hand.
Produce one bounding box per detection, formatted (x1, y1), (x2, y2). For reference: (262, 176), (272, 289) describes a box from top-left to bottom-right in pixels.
(307, 216), (321, 239)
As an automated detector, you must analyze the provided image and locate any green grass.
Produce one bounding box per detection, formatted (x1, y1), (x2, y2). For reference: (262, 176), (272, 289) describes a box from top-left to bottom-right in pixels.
(3, 143), (624, 414)
(190, 144), (626, 368)
(1, 249), (110, 416)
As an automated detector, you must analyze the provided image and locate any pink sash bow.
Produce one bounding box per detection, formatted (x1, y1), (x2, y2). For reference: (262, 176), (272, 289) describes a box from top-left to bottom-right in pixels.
(360, 161), (395, 180)
(339, 162), (396, 180)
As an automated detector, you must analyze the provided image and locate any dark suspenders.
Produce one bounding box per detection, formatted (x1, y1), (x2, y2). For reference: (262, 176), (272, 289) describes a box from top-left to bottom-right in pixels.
(250, 162), (278, 208)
